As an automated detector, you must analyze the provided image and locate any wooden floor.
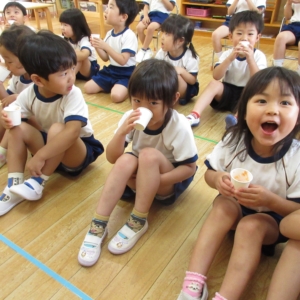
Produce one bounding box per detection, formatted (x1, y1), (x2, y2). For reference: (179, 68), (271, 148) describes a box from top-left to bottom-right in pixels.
(0, 16), (299, 300)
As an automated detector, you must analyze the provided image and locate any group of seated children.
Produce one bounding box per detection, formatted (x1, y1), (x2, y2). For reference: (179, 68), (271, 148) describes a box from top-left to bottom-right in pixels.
(1, 1), (300, 300)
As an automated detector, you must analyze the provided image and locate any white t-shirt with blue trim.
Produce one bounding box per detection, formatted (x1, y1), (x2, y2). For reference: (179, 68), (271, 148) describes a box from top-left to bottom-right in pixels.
(143, 0), (176, 14)
(68, 36), (97, 62)
(226, 0), (266, 13)
(6, 75), (33, 95)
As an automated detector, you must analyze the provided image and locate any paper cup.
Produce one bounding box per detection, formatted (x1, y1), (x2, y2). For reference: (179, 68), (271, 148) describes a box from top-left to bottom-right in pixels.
(0, 66), (11, 82)
(240, 41), (249, 47)
(91, 34), (100, 39)
(230, 168), (253, 189)
(8, 20), (15, 25)
(4, 105), (21, 126)
(134, 107), (153, 131)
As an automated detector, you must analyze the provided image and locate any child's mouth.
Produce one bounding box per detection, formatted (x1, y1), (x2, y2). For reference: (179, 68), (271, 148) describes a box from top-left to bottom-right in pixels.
(261, 122), (278, 133)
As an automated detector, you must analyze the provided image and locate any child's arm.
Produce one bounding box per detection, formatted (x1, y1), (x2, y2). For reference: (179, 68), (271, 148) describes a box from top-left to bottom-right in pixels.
(1, 94), (18, 107)
(106, 110), (141, 163)
(161, 0), (175, 11)
(245, 0), (264, 13)
(280, 209), (300, 239)
(243, 44), (261, 76)
(213, 50), (237, 80)
(142, 4), (150, 25)
(175, 67), (197, 85)
(284, 0), (294, 20)
(0, 82), (9, 99)
(227, 0), (239, 15)
(75, 48), (90, 62)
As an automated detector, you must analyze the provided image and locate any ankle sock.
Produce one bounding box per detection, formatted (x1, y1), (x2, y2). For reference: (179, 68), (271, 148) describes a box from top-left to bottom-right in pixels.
(0, 146), (7, 168)
(125, 208), (148, 233)
(273, 59), (284, 67)
(191, 111), (200, 119)
(88, 212), (109, 238)
(182, 271), (207, 298)
(213, 292), (228, 300)
(25, 174), (49, 191)
(216, 51), (223, 58)
(7, 173), (24, 188)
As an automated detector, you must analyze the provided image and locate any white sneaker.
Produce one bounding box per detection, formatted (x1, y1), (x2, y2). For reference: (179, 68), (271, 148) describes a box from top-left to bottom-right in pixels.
(136, 49), (146, 63)
(10, 178), (43, 201)
(143, 49), (153, 61)
(186, 114), (200, 127)
(78, 227), (108, 267)
(0, 186), (24, 216)
(177, 283), (208, 300)
(108, 220), (148, 254)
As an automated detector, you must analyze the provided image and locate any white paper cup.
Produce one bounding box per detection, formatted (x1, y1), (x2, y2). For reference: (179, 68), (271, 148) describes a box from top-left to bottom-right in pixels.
(134, 107), (153, 131)
(0, 65), (11, 82)
(230, 168), (253, 189)
(8, 20), (15, 25)
(4, 105), (21, 126)
(91, 34), (100, 39)
(240, 41), (250, 47)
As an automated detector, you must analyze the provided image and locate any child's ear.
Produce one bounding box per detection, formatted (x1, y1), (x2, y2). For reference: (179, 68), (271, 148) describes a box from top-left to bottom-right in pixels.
(120, 13), (128, 24)
(256, 33), (261, 42)
(31, 74), (44, 87)
(173, 92), (180, 105)
(228, 32), (233, 40)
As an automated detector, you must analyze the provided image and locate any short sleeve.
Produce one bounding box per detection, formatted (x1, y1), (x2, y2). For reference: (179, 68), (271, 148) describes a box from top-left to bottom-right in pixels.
(121, 30), (138, 55)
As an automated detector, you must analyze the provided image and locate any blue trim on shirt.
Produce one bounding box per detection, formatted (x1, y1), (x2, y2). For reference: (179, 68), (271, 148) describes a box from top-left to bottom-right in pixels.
(65, 115), (87, 126)
(81, 46), (92, 56)
(112, 27), (128, 37)
(204, 159), (214, 170)
(34, 85), (62, 102)
(176, 154), (198, 165)
(168, 47), (187, 61)
(143, 124), (164, 135)
(6, 89), (13, 95)
(287, 197), (300, 203)
(20, 75), (32, 84)
(122, 49), (136, 54)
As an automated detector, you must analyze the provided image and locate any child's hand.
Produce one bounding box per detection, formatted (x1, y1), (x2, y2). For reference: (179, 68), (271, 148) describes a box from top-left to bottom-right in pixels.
(228, 48), (239, 61)
(215, 173), (235, 197)
(90, 37), (106, 50)
(117, 109), (141, 135)
(234, 184), (271, 208)
(4, 23), (11, 30)
(1, 109), (14, 129)
(142, 15), (150, 26)
(1, 96), (15, 108)
(26, 155), (45, 177)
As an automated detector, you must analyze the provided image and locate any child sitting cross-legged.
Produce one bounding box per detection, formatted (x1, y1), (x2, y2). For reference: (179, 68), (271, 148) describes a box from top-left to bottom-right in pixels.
(0, 31), (104, 216)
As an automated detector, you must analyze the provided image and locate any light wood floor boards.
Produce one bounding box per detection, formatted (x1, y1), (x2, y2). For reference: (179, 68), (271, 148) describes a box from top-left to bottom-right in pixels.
(0, 16), (299, 300)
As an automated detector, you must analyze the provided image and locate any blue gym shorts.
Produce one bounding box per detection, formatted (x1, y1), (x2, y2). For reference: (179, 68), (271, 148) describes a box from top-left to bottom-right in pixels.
(140, 11), (169, 25)
(76, 60), (100, 81)
(40, 131), (104, 176)
(281, 22), (300, 45)
(91, 65), (135, 92)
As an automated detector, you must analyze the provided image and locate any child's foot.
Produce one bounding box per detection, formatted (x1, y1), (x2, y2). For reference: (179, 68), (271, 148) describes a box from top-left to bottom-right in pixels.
(78, 226), (108, 267)
(0, 186), (24, 216)
(108, 220), (148, 254)
(136, 49), (146, 63)
(225, 114), (237, 130)
(186, 113), (200, 127)
(177, 283), (208, 300)
(9, 178), (44, 201)
(143, 48), (153, 61)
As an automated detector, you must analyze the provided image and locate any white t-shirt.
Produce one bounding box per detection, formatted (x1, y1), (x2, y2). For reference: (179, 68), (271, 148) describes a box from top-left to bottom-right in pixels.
(117, 109), (198, 164)
(226, 0), (266, 13)
(6, 75), (33, 95)
(155, 48), (199, 76)
(215, 48), (267, 87)
(104, 27), (137, 67)
(206, 135), (300, 212)
(289, 3), (300, 23)
(143, 0), (176, 14)
(14, 84), (94, 137)
(68, 36), (97, 62)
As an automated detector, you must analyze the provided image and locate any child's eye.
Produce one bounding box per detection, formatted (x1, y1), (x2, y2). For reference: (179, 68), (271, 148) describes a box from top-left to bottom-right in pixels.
(133, 99), (140, 103)
(257, 99), (266, 104)
(281, 100), (290, 106)
(150, 101), (158, 106)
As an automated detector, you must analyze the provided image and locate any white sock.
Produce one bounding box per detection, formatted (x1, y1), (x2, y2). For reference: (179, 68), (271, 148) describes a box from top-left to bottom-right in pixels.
(8, 172), (24, 188)
(273, 59), (284, 67)
(216, 51), (223, 58)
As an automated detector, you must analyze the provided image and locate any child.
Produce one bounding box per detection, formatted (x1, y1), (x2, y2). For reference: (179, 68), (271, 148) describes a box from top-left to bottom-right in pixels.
(186, 11), (266, 127)
(155, 14), (199, 106)
(84, 0), (139, 103)
(2, 2), (35, 30)
(266, 209), (300, 300)
(59, 8), (99, 80)
(0, 31), (104, 216)
(136, 0), (176, 63)
(78, 59), (198, 267)
(177, 66), (300, 300)
(211, 0), (265, 59)
(273, 0), (300, 74)
(0, 24), (35, 168)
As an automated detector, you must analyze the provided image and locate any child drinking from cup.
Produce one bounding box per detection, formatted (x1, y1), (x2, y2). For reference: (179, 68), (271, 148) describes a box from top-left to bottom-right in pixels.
(78, 59), (198, 267)
(177, 67), (300, 300)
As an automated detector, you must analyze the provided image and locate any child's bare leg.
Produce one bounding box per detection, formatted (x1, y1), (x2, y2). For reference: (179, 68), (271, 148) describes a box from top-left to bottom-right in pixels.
(266, 239), (300, 300)
(0, 129), (8, 168)
(76, 59), (91, 78)
(178, 75), (188, 100)
(111, 84), (128, 103)
(84, 79), (104, 94)
(273, 31), (295, 66)
(141, 22), (160, 50)
(218, 214), (279, 300)
(178, 196), (242, 299)
(136, 21), (147, 45)
(212, 25), (229, 54)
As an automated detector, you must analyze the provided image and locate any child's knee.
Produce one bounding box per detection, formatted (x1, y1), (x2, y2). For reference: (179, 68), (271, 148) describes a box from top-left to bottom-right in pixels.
(111, 91), (126, 103)
(84, 80), (98, 94)
(138, 148), (160, 164)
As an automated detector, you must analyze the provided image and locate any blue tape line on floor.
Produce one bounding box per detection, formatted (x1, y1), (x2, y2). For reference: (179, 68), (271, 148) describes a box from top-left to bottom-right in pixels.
(0, 234), (92, 300)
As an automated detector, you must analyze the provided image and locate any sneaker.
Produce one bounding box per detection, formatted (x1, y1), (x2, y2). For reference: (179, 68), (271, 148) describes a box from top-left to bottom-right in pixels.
(143, 49), (153, 61)
(186, 113), (200, 127)
(0, 186), (24, 216)
(78, 227), (108, 267)
(136, 49), (146, 63)
(177, 283), (208, 300)
(108, 220), (148, 254)
(9, 178), (43, 201)
(225, 114), (237, 130)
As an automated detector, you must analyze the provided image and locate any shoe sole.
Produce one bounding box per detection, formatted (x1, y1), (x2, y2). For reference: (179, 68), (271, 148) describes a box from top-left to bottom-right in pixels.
(0, 198), (24, 216)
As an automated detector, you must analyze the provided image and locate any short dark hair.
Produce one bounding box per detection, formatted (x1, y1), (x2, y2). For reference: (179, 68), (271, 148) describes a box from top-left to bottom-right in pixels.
(0, 24), (35, 56)
(161, 14), (198, 59)
(128, 59), (178, 109)
(224, 67), (300, 160)
(3, 2), (27, 16)
(18, 30), (77, 80)
(229, 11), (264, 34)
(59, 8), (91, 43)
(115, 0), (139, 27)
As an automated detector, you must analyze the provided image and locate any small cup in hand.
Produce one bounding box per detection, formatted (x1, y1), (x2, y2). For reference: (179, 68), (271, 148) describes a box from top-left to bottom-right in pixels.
(4, 105), (21, 126)
(133, 107), (153, 131)
(230, 168), (253, 189)
(0, 65), (11, 82)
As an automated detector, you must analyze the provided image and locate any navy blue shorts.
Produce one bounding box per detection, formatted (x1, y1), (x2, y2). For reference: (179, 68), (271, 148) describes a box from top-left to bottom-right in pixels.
(41, 132), (104, 176)
(185, 81), (199, 103)
(210, 82), (244, 113)
(281, 22), (300, 45)
(140, 11), (169, 25)
(222, 15), (231, 27)
(76, 60), (100, 81)
(92, 65), (135, 92)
